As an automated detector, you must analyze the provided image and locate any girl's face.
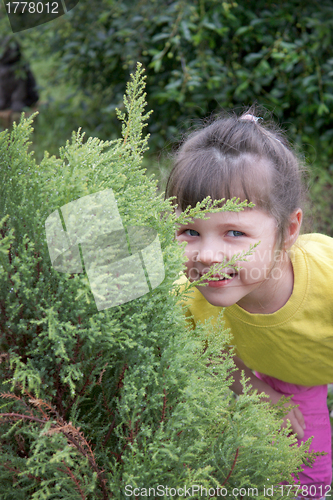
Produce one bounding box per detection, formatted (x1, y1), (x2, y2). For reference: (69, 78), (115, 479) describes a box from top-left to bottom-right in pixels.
(176, 208), (294, 314)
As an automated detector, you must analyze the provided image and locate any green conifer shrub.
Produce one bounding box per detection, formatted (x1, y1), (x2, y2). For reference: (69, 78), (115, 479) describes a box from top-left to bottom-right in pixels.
(0, 64), (311, 499)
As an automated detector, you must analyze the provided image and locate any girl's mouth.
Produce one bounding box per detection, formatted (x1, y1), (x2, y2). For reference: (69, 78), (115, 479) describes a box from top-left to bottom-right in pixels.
(201, 272), (237, 287)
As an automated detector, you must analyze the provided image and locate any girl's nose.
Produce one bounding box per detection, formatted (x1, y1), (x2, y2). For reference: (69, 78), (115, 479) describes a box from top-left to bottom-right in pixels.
(198, 242), (225, 265)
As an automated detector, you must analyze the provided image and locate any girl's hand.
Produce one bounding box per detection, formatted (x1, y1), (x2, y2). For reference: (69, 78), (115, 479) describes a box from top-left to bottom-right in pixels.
(282, 405), (305, 440)
(229, 355), (306, 439)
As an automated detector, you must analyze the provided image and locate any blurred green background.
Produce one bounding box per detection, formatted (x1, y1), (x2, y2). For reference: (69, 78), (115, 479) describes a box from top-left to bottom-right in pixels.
(1, 0), (333, 234)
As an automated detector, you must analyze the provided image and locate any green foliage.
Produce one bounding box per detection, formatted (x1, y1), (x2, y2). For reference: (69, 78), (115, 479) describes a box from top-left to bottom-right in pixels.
(0, 64), (311, 499)
(307, 168), (333, 236)
(22, 0), (333, 165)
(0, 2), (13, 39)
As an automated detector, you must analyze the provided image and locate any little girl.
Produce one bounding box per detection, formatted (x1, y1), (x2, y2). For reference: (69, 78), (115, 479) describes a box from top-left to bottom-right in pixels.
(166, 110), (333, 499)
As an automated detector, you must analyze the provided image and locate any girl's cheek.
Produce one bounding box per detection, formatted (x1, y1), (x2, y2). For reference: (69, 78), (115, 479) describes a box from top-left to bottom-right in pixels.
(192, 250), (200, 262)
(185, 249), (199, 262)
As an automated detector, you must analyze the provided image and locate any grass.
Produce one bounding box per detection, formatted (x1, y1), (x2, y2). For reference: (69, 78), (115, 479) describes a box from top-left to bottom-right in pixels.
(308, 169), (333, 237)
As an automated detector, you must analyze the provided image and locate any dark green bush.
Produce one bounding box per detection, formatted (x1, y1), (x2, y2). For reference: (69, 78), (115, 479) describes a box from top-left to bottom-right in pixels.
(24, 0), (333, 165)
(0, 65), (311, 499)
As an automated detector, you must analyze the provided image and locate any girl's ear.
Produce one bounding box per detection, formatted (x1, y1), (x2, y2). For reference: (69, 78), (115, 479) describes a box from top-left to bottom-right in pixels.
(284, 208), (303, 249)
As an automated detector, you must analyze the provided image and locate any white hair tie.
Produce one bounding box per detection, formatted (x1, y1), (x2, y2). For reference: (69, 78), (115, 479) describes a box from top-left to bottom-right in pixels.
(240, 113), (282, 143)
(240, 114), (261, 122)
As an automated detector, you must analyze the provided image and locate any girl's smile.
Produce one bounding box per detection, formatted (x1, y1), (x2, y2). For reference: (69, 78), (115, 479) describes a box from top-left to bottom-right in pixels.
(203, 273), (237, 287)
(176, 209), (295, 314)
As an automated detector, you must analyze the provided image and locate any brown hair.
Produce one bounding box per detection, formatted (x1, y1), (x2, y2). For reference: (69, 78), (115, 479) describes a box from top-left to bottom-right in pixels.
(166, 108), (307, 248)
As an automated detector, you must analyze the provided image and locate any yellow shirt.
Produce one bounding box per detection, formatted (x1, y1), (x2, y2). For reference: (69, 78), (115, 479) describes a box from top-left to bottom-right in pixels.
(181, 234), (333, 386)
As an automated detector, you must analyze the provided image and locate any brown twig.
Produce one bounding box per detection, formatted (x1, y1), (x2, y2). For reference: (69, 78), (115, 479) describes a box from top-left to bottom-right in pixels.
(57, 461), (86, 500)
(0, 408), (111, 499)
(117, 363), (128, 391)
(221, 447), (239, 486)
(0, 412), (48, 425)
(3, 461), (42, 483)
(103, 417), (116, 447)
(98, 363), (108, 385)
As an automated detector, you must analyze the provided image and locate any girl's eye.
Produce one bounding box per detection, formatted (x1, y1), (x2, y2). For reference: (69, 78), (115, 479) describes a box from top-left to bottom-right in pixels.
(227, 230), (245, 237)
(184, 229), (200, 237)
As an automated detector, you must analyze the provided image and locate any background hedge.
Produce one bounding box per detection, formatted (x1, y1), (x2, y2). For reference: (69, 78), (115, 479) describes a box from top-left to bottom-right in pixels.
(6, 0), (331, 164)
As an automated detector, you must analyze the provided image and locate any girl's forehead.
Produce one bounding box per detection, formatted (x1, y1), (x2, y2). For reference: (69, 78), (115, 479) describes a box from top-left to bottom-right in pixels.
(171, 154), (273, 214)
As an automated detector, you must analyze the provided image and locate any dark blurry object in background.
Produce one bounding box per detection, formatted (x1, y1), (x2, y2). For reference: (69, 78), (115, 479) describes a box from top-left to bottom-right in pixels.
(0, 37), (39, 112)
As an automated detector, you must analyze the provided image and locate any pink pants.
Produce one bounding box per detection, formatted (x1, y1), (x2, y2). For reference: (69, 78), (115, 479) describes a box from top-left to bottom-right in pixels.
(256, 373), (332, 498)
